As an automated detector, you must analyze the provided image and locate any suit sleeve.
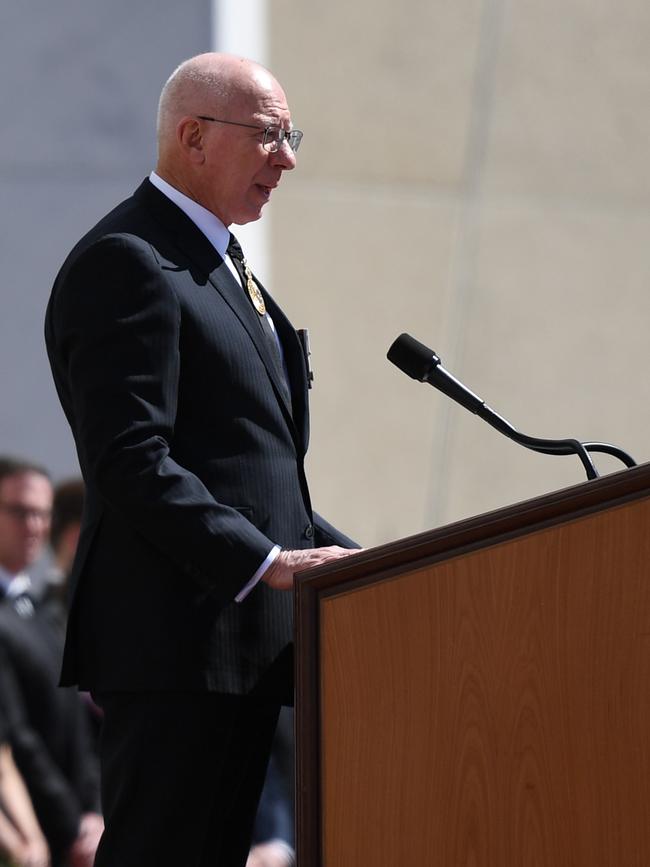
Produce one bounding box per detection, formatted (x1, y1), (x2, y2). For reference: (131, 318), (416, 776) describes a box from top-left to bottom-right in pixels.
(47, 234), (275, 601)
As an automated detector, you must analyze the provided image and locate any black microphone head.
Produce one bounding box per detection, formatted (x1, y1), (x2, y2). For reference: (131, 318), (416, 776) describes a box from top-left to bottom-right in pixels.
(387, 333), (440, 382)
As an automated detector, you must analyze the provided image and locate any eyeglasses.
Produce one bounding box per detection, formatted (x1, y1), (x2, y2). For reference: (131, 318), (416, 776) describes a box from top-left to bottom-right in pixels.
(0, 503), (51, 523)
(195, 116), (303, 153)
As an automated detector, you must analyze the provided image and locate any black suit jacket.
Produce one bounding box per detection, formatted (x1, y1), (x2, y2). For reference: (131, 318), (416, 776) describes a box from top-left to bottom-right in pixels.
(45, 179), (354, 702)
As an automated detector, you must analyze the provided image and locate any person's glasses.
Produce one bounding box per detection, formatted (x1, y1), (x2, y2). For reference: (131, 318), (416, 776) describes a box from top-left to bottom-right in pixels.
(0, 503), (51, 523)
(196, 116), (303, 153)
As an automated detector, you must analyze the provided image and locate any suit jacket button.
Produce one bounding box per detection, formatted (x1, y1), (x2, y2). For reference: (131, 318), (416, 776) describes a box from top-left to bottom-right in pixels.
(304, 524), (314, 539)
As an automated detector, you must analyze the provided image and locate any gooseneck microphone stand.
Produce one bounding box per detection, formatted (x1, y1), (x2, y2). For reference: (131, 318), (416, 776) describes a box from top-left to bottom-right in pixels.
(387, 333), (637, 482)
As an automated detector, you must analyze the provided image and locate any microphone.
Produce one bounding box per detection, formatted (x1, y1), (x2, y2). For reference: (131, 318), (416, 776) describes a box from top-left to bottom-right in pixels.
(387, 333), (485, 415)
(387, 333), (637, 480)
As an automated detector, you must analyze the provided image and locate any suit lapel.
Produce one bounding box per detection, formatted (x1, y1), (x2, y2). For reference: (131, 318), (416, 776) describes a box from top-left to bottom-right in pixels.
(206, 263), (297, 424)
(133, 179), (307, 452)
(263, 289), (310, 449)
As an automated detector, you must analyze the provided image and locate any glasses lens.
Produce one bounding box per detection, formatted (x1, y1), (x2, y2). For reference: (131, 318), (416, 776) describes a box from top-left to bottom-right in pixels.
(288, 130), (303, 152)
(263, 128), (303, 153)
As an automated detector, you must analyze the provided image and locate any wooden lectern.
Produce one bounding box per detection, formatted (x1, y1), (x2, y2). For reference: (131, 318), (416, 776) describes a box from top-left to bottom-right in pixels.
(295, 464), (650, 866)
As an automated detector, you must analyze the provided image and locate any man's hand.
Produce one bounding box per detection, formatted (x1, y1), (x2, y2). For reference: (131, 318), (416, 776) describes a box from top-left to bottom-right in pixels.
(246, 840), (296, 867)
(67, 813), (103, 867)
(15, 837), (50, 867)
(263, 546), (360, 591)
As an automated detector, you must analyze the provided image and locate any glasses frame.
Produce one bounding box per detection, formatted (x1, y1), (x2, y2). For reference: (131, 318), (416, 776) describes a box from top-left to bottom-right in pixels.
(0, 502), (52, 523)
(195, 115), (303, 153)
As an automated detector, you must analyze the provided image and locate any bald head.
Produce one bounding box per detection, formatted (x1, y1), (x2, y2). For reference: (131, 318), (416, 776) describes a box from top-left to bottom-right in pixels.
(154, 52), (297, 227)
(157, 53), (279, 158)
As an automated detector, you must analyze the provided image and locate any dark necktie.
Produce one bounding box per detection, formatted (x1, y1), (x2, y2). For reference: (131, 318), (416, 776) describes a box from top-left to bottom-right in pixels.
(227, 234), (291, 404)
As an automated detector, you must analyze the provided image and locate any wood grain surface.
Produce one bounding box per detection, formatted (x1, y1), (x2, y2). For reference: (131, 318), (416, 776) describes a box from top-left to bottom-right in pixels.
(319, 498), (650, 866)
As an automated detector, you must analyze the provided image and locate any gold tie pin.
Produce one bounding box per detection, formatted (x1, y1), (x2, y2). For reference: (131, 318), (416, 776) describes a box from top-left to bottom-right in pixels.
(242, 259), (266, 315)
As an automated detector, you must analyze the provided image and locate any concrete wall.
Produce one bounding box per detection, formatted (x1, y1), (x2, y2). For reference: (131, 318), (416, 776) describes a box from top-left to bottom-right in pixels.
(269, 0), (650, 546)
(0, 2), (210, 475)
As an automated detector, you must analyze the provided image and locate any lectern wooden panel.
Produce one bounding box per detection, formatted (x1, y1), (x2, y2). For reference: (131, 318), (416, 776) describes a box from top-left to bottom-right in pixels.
(296, 465), (650, 867)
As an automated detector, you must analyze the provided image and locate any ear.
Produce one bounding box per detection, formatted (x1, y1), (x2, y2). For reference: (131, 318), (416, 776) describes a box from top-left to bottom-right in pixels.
(176, 116), (206, 164)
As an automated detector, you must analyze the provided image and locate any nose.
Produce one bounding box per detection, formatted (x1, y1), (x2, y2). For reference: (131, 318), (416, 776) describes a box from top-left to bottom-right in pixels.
(270, 139), (297, 170)
(26, 511), (49, 534)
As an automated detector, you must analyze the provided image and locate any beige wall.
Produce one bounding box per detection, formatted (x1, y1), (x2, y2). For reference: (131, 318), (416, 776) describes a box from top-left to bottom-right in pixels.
(269, 0), (650, 547)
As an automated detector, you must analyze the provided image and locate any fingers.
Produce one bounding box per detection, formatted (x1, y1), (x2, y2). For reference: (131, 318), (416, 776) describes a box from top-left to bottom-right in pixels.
(263, 546), (360, 590)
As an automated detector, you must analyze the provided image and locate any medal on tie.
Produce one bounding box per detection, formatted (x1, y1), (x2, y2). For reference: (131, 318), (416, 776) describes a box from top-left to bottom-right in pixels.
(242, 259), (266, 315)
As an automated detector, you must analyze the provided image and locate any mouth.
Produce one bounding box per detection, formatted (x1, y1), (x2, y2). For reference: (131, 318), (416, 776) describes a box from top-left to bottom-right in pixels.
(255, 183), (277, 201)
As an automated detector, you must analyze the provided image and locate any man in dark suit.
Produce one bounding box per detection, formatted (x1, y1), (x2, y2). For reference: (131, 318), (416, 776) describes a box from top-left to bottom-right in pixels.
(45, 52), (358, 867)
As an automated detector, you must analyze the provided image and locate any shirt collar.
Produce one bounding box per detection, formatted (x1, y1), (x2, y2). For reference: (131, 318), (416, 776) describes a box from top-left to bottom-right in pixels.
(149, 171), (230, 259)
(0, 564), (31, 598)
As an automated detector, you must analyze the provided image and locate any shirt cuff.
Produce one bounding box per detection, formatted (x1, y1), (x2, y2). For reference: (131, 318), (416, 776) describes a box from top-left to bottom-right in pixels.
(234, 545), (281, 602)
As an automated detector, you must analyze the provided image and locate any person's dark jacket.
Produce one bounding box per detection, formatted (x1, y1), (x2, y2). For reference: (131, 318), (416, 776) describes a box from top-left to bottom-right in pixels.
(0, 608), (99, 864)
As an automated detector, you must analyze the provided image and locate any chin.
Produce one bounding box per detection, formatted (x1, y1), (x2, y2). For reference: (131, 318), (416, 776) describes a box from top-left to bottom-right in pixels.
(233, 212), (264, 227)
(239, 197), (269, 224)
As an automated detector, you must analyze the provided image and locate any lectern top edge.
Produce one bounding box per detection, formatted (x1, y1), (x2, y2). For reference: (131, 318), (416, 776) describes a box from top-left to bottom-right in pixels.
(295, 461), (650, 598)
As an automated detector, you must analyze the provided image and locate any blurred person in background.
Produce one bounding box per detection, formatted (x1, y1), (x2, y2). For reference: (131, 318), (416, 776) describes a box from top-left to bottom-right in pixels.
(48, 480), (84, 589)
(0, 458), (52, 609)
(44, 480), (102, 751)
(0, 651), (50, 867)
(42, 479), (85, 636)
(0, 458), (101, 867)
(0, 741), (50, 867)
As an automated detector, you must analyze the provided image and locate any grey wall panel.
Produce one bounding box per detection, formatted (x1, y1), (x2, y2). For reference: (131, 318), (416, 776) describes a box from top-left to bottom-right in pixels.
(0, 1), (211, 477)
